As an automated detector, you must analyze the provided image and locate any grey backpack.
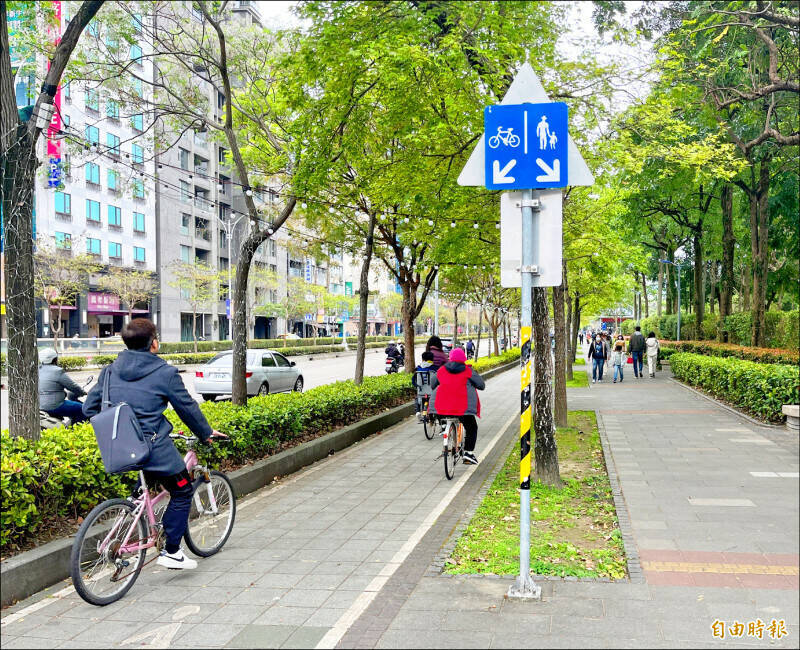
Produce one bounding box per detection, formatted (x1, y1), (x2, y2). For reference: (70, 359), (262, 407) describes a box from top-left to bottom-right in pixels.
(90, 366), (151, 474)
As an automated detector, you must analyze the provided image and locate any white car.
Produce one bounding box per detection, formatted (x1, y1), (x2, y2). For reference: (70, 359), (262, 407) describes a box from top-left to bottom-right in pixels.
(194, 350), (303, 401)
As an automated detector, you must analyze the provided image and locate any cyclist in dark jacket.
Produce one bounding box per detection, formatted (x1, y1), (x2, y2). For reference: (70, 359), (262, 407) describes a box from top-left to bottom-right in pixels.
(38, 348), (89, 422)
(83, 318), (226, 571)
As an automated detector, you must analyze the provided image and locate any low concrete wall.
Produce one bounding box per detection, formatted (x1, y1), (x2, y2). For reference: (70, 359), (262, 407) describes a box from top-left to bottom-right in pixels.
(0, 360), (515, 607)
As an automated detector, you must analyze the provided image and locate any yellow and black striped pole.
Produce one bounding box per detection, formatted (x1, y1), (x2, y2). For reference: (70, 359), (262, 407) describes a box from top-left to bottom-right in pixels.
(508, 188), (541, 600)
(520, 325), (532, 490)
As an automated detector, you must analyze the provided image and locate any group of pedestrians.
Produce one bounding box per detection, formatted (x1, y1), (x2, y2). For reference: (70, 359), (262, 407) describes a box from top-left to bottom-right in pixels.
(585, 325), (661, 384)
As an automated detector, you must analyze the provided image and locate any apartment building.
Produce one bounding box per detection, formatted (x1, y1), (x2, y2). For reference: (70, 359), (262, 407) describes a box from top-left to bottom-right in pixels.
(9, 2), (158, 339)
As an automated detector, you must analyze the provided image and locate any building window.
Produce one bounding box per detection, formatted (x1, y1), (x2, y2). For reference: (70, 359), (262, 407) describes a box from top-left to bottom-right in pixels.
(180, 245), (191, 263)
(133, 246), (146, 263)
(55, 232), (72, 250)
(86, 199), (101, 222)
(87, 238), (101, 255)
(194, 154), (208, 175)
(133, 211), (145, 232)
(63, 81), (70, 99)
(106, 100), (119, 120)
(84, 162), (100, 184)
(109, 241), (122, 259)
(268, 238), (276, 256)
(180, 180), (191, 203)
(218, 147), (227, 164)
(130, 43), (142, 62)
(85, 125), (99, 145)
(106, 133), (120, 156)
(194, 129), (207, 147)
(85, 88), (99, 112)
(181, 213), (190, 235)
(218, 174), (229, 195)
(62, 114), (70, 127)
(108, 205), (121, 227)
(132, 13), (143, 33)
(131, 76), (143, 98)
(87, 19), (99, 37)
(131, 143), (144, 164)
(107, 168), (119, 190)
(130, 113), (143, 131)
(54, 191), (71, 215)
(132, 178), (144, 199)
(179, 148), (189, 170)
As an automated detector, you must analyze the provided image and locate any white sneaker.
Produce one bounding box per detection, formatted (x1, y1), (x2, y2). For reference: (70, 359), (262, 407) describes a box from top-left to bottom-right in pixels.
(157, 548), (197, 570)
(592, 379), (596, 384)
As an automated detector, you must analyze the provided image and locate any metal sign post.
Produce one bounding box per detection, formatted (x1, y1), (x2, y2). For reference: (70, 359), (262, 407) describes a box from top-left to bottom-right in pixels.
(509, 187), (542, 599)
(458, 61), (594, 601)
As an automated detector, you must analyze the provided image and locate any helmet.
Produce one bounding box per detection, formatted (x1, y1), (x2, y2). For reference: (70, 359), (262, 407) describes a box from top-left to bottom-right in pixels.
(39, 348), (58, 365)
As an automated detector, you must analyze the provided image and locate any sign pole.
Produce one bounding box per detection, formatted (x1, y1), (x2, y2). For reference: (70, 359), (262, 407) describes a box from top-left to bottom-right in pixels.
(508, 188), (542, 600)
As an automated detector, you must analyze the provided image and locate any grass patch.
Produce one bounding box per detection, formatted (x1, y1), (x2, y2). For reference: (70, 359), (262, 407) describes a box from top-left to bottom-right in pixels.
(573, 357), (586, 366)
(446, 410), (626, 579)
(566, 370), (589, 388)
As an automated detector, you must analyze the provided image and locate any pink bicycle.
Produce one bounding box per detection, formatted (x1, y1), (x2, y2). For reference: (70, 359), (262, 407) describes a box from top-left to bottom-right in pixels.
(70, 432), (236, 606)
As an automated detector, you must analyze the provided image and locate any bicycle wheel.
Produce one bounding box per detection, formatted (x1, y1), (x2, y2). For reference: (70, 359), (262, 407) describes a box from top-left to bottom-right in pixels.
(70, 499), (147, 606)
(488, 135), (501, 149)
(184, 470), (236, 557)
(508, 134), (520, 147)
(444, 422), (458, 480)
(423, 415), (435, 440)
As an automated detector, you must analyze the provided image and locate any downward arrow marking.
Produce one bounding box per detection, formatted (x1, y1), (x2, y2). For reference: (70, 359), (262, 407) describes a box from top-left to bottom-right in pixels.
(493, 159), (517, 184)
(535, 158), (560, 183)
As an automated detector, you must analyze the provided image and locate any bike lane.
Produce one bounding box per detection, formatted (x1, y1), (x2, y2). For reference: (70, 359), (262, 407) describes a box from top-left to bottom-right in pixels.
(1, 366), (520, 648)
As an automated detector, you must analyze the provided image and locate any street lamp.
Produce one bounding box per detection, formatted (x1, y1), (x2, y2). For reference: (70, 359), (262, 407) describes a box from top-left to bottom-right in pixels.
(219, 212), (248, 336)
(660, 259), (689, 341)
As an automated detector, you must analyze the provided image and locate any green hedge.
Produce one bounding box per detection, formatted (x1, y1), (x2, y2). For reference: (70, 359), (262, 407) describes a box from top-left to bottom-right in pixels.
(670, 352), (799, 422)
(157, 335), (395, 354)
(633, 310), (798, 348)
(659, 341), (797, 366)
(57, 356), (87, 370)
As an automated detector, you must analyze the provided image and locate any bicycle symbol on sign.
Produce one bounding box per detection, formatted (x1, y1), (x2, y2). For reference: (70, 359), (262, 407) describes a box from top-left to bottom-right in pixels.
(488, 126), (520, 149)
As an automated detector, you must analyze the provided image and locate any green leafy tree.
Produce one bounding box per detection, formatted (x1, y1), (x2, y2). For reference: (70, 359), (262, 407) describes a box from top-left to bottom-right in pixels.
(167, 260), (218, 353)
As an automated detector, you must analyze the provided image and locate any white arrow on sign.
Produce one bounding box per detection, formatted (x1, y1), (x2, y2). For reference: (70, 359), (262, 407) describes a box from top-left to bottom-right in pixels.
(535, 158), (559, 183)
(493, 159), (517, 184)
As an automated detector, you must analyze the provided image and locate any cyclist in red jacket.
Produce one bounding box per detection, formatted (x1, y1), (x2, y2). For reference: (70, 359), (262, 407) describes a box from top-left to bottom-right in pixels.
(431, 347), (486, 465)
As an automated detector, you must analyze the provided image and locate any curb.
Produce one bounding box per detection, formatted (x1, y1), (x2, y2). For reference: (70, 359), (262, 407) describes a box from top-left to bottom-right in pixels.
(668, 377), (783, 429)
(0, 359), (517, 608)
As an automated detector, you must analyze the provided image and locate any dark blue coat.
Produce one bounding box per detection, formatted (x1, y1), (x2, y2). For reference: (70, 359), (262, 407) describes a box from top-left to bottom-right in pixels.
(83, 350), (212, 475)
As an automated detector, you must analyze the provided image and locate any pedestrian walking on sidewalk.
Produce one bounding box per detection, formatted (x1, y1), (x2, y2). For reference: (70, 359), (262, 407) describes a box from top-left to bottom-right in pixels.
(611, 335), (626, 383)
(645, 331), (660, 378)
(578, 331), (584, 346)
(588, 334), (607, 383)
(628, 325), (646, 378)
(602, 333), (611, 374)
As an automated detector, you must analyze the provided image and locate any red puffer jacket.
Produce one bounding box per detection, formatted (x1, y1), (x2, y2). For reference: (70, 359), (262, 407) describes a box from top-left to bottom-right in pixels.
(431, 362), (485, 417)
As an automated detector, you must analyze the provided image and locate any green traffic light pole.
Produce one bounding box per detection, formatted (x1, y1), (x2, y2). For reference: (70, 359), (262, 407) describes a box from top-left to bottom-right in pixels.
(659, 259), (689, 341)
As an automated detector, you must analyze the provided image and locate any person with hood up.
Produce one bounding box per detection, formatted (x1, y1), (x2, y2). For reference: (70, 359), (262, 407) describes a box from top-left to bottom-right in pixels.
(645, 331), (660, 378)
(83, 318), (227, 571)
(38, 347), (89, 423)
(425, 335), (448, 370)
(431, 347), (486, 465)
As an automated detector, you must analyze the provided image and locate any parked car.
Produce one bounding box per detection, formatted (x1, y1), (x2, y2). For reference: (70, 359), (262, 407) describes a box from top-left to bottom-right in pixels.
(194, 350), (303, 401)
(439, 337), (453, 352)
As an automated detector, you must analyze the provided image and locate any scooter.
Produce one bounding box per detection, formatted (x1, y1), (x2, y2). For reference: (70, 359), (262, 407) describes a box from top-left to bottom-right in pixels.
(384, 356), (403, 374)
(40, 376), (94, 430)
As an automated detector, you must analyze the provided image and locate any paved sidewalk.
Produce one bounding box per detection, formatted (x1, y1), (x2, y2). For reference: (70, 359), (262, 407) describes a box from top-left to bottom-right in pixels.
(3, 357), (797, 648)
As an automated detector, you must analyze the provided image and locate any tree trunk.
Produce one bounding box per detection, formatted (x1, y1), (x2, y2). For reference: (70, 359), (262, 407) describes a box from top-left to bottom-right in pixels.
(751, 158), (770, 348)
(742, 265), (751, 313)
(232, 237), (256, 404)
(552, 281), (568, 428)
(53, 307), (63, 351)
(452, 304), (459, 347)
(3, 128), (40, 439)
(565, 289), (574, 382)
(719, 184), (734, 340)
(192, 307), (198, 353)
(354, 213), (375, 384)
(693, 230), (703, 337)
(657, 251), (664, 317)
(571, 294), (581, 363)
(400, 282), (417, 373)
(532, 288), (560, 486)
(641, 271), (648, 318)
(666, 247), (676, 314)
(475, 303), (484, 360)
(490, 314), (500, 356)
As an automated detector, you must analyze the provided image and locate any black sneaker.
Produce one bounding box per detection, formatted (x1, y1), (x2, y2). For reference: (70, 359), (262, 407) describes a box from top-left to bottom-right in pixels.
(463, 452), (479, 465)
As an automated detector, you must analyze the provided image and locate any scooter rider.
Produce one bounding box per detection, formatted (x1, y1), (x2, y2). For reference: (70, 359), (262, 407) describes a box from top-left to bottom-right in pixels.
(385, 340), (404, 365)
(38, 348), (90, 423)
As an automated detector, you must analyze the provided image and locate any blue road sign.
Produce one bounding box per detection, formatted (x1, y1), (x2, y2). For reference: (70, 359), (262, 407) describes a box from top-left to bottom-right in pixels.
(484, 102), (568, 190)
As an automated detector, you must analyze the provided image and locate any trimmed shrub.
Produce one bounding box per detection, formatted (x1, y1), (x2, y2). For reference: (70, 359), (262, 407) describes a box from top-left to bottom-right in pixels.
(93, 354), (118, 366)
(659, 341), (797, 366)
(670, 352), (799, 422)
(157, 335), (395, 355)
(57, 356), (87, 371)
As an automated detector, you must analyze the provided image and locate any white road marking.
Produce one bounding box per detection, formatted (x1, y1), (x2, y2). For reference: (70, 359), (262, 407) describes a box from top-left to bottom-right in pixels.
(778, 472), (799, 478)
(1, 584), (76, 628)
(729, 438), (775, 445)
(750, 472), (800, 478)
(315, 410), (518, 650)
(688, 498), (756, 507)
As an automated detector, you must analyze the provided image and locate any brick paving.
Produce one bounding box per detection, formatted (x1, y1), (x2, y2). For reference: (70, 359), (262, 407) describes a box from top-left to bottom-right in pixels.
(2, 352), (798, 648)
